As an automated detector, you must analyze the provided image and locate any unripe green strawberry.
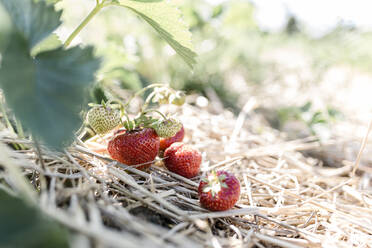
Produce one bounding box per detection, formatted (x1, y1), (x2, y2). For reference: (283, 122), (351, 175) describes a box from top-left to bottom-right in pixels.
(160, 125), (185, 151)
(153, 118), (182, 138)
(87, 105), (120, 135)
(170, 91), (186, 106)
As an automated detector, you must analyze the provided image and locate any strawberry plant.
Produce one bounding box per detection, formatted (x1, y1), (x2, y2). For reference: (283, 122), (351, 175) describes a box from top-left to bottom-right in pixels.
(0, 190), (69, 247)
(0, 0), (196, 149)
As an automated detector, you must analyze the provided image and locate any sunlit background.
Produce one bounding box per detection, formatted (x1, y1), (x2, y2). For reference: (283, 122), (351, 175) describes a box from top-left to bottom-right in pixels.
(251, 0), (372, 36)
(58, 0), (372, 151)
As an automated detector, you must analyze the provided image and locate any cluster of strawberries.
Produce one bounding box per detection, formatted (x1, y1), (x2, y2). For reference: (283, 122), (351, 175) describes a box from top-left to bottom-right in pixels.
(86, 86), (240, 211)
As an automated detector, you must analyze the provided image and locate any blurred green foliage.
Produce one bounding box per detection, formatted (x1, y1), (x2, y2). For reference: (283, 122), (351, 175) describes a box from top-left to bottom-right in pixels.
(0, 190), (69, 248)
(89, 0), (372, 116)
(277, 101), (343, 136)
(0, 0), (100, 149)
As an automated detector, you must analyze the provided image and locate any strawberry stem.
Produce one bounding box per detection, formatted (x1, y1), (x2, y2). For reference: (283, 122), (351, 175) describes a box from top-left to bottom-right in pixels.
(123, 84), (178, 112)
(142, 109), (168, 121)
(122, 83), (165, 110)
(122, 113), (134, 131)
(64, 1), (106, 48)
(141, 91), (157, 113)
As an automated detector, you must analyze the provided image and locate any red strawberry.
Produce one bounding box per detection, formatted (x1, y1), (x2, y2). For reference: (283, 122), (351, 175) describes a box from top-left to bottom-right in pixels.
(107, 128), (160, 170)
(198, 171), (240, 211)
(159, 126), (185, 151)
(163, 142), (201, 178)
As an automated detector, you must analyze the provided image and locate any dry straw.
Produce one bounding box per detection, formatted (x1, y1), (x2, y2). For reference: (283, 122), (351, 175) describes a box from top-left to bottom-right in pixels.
(0, 97), (371, 248)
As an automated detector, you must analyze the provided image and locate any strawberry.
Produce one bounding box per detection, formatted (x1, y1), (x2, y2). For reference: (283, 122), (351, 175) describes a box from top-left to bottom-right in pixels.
(87, 104), (120, 135)
(163, 142), (201, 178)
(107, 128), (160, 170)
(153, 118), (182, 138)
(198, 171), (240, 211)
(159, 126), (185, 151)
(169, 91), (186, 106)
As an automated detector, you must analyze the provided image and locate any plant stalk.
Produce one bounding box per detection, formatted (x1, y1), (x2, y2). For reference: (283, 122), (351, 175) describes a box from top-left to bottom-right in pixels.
(64, 2), (105, 48)
(123, 83), (169, 109)
(142, 109), (168, 120)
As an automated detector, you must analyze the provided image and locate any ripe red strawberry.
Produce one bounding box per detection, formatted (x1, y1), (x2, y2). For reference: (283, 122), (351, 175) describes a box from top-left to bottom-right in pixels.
(159, 126), (185, 151)
(163, 142), (201, 178)
(198, 171), (240, 211)
(107, 128), (160, 170)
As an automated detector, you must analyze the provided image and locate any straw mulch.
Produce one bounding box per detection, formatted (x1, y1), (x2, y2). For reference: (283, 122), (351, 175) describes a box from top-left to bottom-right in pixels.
(0, 97), (371, 248)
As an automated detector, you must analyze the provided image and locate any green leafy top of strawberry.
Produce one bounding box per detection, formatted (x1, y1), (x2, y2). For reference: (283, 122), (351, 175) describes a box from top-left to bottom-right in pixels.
(201, 171), (229, 197)
(198, 170), (241, 211)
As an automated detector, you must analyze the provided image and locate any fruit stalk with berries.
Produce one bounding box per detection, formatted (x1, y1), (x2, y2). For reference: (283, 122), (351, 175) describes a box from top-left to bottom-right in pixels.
(83, 84), (186, 170)
(82, 84), (242, 213)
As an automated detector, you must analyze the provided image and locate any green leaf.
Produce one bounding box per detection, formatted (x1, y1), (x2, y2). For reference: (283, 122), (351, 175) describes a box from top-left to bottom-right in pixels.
(0, 32), (100, 149)
(300, 101), (312, 112)
(0, 0), (101, 149)
(203, 186), (212, 193)
(218, 174), (227, 181)
(0, 190), (69, 248)
(31, 33), (62, 56)
(0, 4), (12, 51)
(0, 0), (62, 49)
(112, 0), (163, 3)
(43, 0), (63, 4)
(221, 183), (228, 188)
(128, 0), (163, 2)
(115, 0), (197, 68)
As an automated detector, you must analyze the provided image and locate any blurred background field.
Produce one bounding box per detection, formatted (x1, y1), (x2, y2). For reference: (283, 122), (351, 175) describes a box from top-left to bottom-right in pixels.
(57, 0), (372, 164)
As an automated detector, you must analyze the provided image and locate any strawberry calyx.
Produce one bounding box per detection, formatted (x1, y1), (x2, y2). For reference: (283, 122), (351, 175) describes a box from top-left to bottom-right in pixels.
(136, 109), (183, 138)
(123, 109), (165, 131)
(202, 171), (228, 198)
(119, 84), (186, 132)
(88, 99), (122, 110)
